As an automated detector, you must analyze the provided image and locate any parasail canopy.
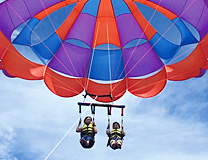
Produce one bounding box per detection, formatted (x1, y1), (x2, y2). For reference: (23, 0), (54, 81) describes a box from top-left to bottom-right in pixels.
(0, 0), (208, 102)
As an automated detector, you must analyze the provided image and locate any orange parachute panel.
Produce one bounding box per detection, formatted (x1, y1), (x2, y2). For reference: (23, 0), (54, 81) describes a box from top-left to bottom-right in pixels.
(92, 0), (121, 48)
(44, 67), (84, 97)
(166, 43), (207, 81)
(201, 33), (208, 69)
(0, 62), (3, 70)
(127, 67), (167, 98)
(85, 79), (126, 102)
(202, 61), (208, 70)
(201, 33), (208, 58)
(0, 30), (11, 59)
(2, 46), (44, 80)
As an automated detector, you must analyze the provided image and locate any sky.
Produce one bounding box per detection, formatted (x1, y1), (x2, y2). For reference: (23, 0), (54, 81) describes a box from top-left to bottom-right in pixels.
(0, 71), (208, 160)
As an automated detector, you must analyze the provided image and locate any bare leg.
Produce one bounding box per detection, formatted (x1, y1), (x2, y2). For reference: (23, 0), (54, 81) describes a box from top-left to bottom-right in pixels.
(117, 140), (122, 149)
(110, 140), (116, 149)
(86, 141), (90, 146)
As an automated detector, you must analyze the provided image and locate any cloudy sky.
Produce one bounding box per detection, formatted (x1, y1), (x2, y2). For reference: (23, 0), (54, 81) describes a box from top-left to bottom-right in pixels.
(0, 71), (208, 160)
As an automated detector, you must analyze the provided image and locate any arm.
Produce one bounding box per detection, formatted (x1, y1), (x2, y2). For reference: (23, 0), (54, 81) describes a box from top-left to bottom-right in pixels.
(121, 125), (126, 136)
(106, 122), (110, 135)
(76, 118), (82, 132)
(93, 121), (98, 134)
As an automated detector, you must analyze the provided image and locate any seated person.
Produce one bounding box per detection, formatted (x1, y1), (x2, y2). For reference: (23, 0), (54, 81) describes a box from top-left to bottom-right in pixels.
(76, 116), (97, 148)
(106, 122), (125, 150)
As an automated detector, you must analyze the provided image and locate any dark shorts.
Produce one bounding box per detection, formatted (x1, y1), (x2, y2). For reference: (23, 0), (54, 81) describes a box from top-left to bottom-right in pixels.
(111, 136), (121, 141)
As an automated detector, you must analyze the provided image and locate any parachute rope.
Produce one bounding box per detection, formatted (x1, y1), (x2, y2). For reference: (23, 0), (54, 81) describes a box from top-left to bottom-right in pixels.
(107, 22), (113, 94)
(44, 107), (89, 160)
(85, 22), (100, 90)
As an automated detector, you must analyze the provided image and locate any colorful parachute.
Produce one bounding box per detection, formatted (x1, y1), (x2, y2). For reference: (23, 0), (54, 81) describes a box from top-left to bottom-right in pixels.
(0, 0), (208, 102)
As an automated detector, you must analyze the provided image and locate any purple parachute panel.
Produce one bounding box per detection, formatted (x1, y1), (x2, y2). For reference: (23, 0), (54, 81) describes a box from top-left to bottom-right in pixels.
(65, 13), (96, 48)
(116, 13), (147, 48)
(48, 42), (91, 78)
(123, 42), (164, 77)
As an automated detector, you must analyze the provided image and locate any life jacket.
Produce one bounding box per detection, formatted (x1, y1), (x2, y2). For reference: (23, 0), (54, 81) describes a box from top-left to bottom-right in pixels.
(107, 128), (123, 147)
(81, 123), (94, 138)
(109, 128), (123, 140)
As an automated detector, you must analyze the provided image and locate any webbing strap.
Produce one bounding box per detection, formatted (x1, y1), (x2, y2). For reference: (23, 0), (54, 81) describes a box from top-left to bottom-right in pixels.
(84, 91), (113, 100)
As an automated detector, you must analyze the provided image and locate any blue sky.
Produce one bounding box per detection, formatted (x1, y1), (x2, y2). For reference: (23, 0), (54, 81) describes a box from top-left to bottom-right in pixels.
(0, 71), (208, 160)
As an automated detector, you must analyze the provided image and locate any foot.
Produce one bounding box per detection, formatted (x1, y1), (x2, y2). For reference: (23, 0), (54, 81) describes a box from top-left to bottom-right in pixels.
(111, 143), (116, 149)
(117, 143), (121, 149)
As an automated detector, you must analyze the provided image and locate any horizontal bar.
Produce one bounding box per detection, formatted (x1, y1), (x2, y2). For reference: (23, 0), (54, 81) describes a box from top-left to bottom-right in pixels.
(78, 102), (125, 108)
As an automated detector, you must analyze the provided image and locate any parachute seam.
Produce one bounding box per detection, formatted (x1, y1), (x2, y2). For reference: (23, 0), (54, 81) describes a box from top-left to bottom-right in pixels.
(5, 2), (15, 30)
(22, 0), (32, 18)
(195, 4), (205, 30)
(179, 0), (188, 16)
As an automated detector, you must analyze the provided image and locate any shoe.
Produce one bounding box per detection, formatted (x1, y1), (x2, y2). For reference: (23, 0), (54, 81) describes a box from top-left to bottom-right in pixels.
(80, 138), (87, 146)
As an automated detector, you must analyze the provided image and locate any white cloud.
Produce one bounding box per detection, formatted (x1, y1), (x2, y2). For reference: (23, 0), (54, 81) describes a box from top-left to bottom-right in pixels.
(0, 72), (208, 159)
(0, 123), (18, 160)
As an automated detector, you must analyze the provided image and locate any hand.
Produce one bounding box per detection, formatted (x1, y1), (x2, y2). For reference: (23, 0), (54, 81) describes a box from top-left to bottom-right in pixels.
(93, 121), (96, 126)
(79, 118), (82, 124)
(121, 125), (124, 129)
(107, 122), (110, 129)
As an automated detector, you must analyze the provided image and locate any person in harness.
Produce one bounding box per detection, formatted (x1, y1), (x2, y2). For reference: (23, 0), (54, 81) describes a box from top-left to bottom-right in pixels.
(76, 116), (98, 148)
(106, 121), (126, 150)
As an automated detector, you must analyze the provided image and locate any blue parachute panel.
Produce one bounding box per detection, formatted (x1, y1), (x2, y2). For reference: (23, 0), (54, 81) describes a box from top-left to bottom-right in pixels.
(181, 19), (200, 41)
(31, 4), (76, 45)
(173, 18), (199, 45)
(150, 33), (180, 60)
(88, 49), (125, 81)
(135, 2), (181, 45)
(112, 0), (131, 17)
(81, 0), (100, 17)
(32, 33), (63, 64)
(167, 43), (198, 65)
(13, 44), (43, 64)
(66, 39), (90, 49)
(13, 18), (39, 45)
